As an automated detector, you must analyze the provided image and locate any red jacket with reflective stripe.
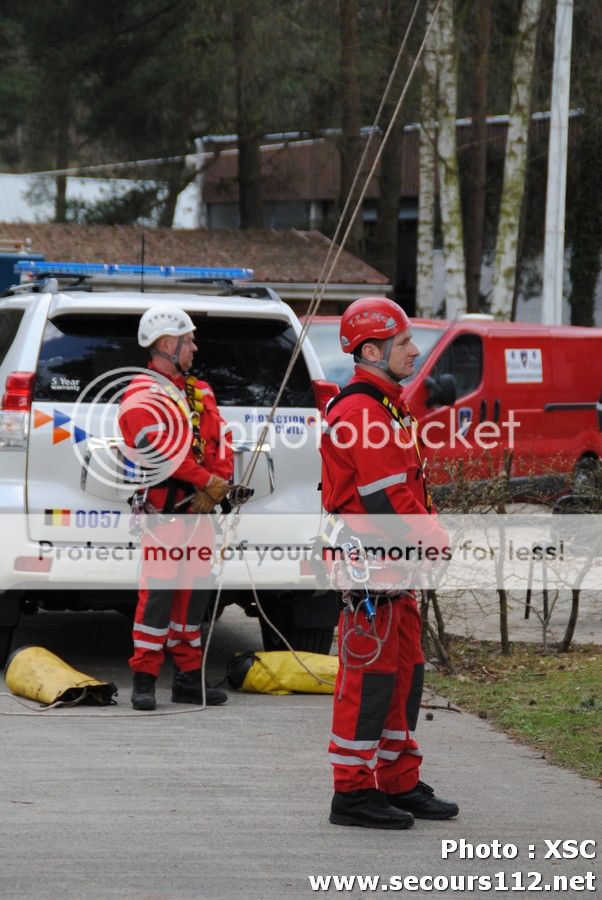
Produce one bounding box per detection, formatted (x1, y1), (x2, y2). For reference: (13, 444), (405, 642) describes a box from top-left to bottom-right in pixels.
(320, 367), (447, 545)
(119, 362), (233, 506)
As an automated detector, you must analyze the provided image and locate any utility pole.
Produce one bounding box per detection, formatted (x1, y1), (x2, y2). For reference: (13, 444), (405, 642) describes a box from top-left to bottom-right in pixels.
(542, 0), (574, 325)
(194, 137), (207, 229)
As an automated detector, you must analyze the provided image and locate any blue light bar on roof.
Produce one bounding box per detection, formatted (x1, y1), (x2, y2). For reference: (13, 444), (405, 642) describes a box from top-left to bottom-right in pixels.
(14, 260), (254, 281)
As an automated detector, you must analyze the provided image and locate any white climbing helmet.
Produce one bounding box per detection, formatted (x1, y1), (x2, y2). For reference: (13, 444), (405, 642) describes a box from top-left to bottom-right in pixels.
(138, 305), (195, 348)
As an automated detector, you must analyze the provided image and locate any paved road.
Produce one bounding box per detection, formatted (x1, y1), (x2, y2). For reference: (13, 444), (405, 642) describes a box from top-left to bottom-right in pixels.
(1, 607), (599, 899)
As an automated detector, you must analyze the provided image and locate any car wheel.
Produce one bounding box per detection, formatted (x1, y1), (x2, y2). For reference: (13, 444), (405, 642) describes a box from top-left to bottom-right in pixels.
(258, 597), (335, 654)
(0, 626), (14, 670)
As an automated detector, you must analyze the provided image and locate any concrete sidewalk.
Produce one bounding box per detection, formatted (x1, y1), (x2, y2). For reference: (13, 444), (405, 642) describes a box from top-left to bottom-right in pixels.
(0, 608), (599, 898)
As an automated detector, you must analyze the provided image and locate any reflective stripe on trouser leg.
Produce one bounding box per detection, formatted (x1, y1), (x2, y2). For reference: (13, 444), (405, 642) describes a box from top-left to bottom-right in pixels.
(329, 605), (397, 792)
(376, 597), (425, 795)
(166, 588), (203, 673)
(129, 587), (172, 676)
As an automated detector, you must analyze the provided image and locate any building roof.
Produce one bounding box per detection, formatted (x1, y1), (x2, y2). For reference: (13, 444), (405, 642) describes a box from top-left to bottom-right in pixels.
(203, 113), (582, 203)
(0, 222), (389, 286)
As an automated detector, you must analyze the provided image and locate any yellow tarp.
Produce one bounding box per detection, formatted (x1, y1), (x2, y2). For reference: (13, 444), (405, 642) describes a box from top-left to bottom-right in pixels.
(233, 650), (338, 695)
(5, 646), (117, 706)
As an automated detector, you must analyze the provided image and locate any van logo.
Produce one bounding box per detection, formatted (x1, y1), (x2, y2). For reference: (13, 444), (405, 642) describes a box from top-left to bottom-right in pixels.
(457, 406), (472, 436)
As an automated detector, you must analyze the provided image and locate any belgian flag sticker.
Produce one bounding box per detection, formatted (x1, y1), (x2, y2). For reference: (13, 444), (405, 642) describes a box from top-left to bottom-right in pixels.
(44, 509), (71, 526)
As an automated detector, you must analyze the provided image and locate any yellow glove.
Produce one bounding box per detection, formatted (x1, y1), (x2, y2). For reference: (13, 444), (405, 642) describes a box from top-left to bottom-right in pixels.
(189, 476), (230, 514)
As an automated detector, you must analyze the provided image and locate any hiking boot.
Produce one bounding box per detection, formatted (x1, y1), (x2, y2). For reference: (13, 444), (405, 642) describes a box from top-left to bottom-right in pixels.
(329, 789), (414, 829)
(171, 668), (228, 706)
(131, 672), (156, 711)
(386, 781), (459, 820)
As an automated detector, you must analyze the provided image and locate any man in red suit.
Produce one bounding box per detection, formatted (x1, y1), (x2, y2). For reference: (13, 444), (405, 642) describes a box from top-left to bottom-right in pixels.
(320, 297), (458, 829)
(120, 306), (233, 710)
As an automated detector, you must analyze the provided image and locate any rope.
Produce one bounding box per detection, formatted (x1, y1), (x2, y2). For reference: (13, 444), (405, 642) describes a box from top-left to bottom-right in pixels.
(209, 0), (443, 688)
(238, 0), (442, 491)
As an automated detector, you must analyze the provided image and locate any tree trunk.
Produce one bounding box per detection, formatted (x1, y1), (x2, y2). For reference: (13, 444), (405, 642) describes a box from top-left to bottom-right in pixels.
(158, 161), (188, 228)
(490, 0), (542, 319)
(374, 0), (407, 289)
(54, 93), (70, 224)
(435, 0), (466, 318)
(339, 0), (364, 257)
(464, 0), (492, 313)
(568, 121), (602, 326)
(558, 590), (579, 652)
(416, 0), (438, 317)
(233, 0), (263, 229)
(498, 587), (511, 655)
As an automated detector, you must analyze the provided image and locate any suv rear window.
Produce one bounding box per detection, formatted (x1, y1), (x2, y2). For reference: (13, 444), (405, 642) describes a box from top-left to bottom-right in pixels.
(0, 309), (25, 367)
(35, 313), (314, 407)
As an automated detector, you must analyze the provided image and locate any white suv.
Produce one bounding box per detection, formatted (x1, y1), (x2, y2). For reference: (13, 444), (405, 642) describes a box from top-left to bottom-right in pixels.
(0, 261), (339, 665)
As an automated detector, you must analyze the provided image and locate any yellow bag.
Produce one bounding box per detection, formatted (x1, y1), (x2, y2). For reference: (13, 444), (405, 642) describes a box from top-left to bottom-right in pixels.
(5, 646), (117, 706)
(227, 650), (338, 695)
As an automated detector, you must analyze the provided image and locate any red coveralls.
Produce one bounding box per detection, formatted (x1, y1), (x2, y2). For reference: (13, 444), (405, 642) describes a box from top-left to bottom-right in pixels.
(119, 362), (233, 677)
(320, 366), (448, 795)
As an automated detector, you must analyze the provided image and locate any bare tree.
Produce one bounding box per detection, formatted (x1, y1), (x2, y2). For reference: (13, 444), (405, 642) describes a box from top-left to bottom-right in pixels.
(233, 0), (263, 228)
(435, 0), (467, 317)
(416, 0), (438, 317)
(490, 0), (542, 319)
(464, 0), (492, 313)
(373, 0), (407, 292)
(338, 0), (364, 257)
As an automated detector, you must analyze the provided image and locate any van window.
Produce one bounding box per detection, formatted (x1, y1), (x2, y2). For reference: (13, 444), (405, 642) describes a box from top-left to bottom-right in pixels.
(35, 313), (314, 407)
(431, 333), (482, 399)
(0, 309), (25, 367)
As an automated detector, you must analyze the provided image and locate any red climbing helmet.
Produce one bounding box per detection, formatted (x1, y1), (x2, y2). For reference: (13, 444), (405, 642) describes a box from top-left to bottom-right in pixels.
(340, 297), (411, 354)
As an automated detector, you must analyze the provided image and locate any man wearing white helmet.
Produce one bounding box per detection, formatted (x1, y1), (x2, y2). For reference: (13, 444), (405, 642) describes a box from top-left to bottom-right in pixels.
(119, 305), (233, 710)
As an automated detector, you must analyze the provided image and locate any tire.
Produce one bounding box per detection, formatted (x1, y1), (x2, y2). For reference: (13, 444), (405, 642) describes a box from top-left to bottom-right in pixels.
(258, 597), (335, 654)
(0, 626), (14, 670)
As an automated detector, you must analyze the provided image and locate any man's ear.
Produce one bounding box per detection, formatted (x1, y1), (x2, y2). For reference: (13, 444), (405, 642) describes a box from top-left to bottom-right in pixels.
(361, 341), (381, 362)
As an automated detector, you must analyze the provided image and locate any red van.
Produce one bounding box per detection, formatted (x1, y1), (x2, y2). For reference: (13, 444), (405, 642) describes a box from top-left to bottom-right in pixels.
(304, 315), (602, 491)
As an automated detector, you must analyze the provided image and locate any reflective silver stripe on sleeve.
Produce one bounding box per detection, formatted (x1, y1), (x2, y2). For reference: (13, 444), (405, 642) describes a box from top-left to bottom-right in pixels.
(188, 637), (202, 647)
(328, 753), (377, 769)
(133, 639), (163, 650)
(169, 621), (184, 632)
(166, 638), (182, 648)
(184, 624), (200, 633)
(134, 422), (167, 448)
(330, 732), (380, 751)
(134, 624), (169, 637)
(357, 472), (407, 496)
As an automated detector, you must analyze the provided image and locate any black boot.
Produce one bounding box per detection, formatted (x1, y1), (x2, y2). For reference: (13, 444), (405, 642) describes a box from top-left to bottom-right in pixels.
(329, 789), (414, 829)
(131, 672), (156, 711)
(386, 781), (459, 820)
(171, 669), (228, 706)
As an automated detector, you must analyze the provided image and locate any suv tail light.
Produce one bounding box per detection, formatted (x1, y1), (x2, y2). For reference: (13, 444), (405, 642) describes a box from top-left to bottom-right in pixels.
(2, 372), (36, 411)
(312, 379), (340, 413)
(0, 371), (35, 449)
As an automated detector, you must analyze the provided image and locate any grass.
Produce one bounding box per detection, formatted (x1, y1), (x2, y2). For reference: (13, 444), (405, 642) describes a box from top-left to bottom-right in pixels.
(425, 639), (602, 783)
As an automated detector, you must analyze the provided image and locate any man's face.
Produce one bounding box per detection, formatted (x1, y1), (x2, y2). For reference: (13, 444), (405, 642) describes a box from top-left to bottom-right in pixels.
(163, 331), (197, 371)
(362, 328), (419, 379)
(387, 329), (420, 379)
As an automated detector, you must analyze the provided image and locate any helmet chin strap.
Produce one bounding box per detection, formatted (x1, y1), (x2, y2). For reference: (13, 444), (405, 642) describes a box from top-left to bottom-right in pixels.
(364, 336), (399, 381)
(150, 336), (189, 374)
